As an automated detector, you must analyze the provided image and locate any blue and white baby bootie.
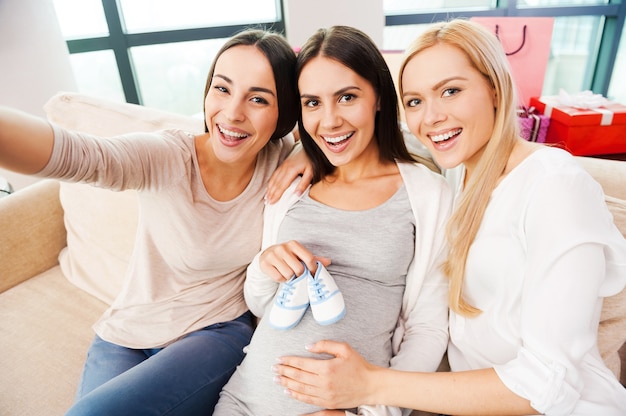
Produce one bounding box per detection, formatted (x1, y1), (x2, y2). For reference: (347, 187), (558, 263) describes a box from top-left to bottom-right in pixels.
(268, 267), (310, 330)
(307, 261), (346, 326)
(268, 262), (346, 330)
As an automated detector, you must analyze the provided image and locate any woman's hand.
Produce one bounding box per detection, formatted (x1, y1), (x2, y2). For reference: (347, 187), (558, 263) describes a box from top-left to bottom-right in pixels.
(259, 241), (330, 283)
(266, 143), (313, 204)
(273, 340), (379, 409)
(304, 411), (345, 416)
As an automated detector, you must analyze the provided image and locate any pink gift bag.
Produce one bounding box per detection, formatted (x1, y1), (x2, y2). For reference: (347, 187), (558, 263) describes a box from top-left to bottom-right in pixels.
(471, 17), (554, 107)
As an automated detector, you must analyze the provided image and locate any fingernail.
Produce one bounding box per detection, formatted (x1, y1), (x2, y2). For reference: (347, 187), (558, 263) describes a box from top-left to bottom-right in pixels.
(283, 388), (292, 396)
(273, 376), (281, 384)
(271, 364), (278, 373)
(305, 344), (313, 351)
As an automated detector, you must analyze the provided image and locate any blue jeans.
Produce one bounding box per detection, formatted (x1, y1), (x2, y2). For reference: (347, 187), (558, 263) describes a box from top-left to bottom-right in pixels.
(66, 311), (254, 416)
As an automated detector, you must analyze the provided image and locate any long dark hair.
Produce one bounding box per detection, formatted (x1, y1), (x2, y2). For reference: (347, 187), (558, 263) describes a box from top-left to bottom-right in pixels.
(296, 25), (414, 182)
(203, 29), (299, 141)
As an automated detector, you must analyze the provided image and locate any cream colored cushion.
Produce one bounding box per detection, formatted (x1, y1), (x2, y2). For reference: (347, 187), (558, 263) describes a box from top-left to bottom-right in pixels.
(598, 195), (626, 384)
(58, 185), (138, 304)
(0, 180), (65, 293)
(580, 157), (626, 383)
(0, 266), (108, 416)
(44, 92), (203, 304)
(44, 91), (204, 138)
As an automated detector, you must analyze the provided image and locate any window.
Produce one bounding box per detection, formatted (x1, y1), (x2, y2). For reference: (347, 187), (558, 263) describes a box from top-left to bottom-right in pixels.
(130, 39), (226, 116)
(518, 0), (608, 6)
(69, 50), (125, 103)
(384, 0), (497, 14)
(54, 0), (109, 39)
(53, 1), (623, 111)
(608, 26), (626, 104)
(52, 0), (283, 116)
(383, 0), (624, 103)
(119, 0), (278, 33)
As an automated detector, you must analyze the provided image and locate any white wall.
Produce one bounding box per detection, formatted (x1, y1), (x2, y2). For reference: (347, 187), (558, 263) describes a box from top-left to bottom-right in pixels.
(0, 0), (77, 190)
(283, 0), (384, 48)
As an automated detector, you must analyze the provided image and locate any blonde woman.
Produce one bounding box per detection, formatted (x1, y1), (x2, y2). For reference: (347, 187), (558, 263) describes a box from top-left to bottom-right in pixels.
(272, 19), (626, 415)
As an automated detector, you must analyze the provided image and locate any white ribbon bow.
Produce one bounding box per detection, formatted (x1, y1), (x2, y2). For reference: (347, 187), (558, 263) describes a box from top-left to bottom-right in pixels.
(557, 88), (608, 109)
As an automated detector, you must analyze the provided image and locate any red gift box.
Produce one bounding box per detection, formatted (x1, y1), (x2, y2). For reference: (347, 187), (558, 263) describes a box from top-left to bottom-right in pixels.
(529, 96), (626, 156)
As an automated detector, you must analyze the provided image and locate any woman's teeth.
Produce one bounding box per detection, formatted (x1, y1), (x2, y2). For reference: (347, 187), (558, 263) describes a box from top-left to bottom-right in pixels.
(323, 132), (353, 144)
(219, 125), (249, 139)
(430, 129), (461, 143)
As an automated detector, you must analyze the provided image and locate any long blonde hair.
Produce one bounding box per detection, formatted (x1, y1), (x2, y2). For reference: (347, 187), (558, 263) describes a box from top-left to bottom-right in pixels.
(399, 19), (521, 317)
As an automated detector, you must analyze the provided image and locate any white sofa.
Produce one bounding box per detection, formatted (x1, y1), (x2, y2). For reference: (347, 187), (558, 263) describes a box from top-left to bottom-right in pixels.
(0, 92), (624, 416)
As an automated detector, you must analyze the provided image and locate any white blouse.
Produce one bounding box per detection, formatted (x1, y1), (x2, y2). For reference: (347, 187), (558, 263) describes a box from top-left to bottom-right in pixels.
(446, 147), (626, 415)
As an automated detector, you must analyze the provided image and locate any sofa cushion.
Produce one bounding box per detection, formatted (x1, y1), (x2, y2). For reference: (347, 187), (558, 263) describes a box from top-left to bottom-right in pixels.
(44, 92), (203, 304)
(0, 266), (108, 415)
(44, 91), (204, 138)
(0, 180), (66, 293)
(59, 184), (138, 304)
(598, 194), (626, 384)
(575, 159), (626, 383)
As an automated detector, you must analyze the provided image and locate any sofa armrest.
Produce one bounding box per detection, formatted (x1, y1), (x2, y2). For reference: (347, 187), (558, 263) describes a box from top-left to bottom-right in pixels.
(0, 180), (66, 293)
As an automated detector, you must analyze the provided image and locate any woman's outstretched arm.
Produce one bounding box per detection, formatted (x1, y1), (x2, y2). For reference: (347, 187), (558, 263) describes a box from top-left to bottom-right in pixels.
(0, 107), (54, 173)
(273, 340), (536, 416)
